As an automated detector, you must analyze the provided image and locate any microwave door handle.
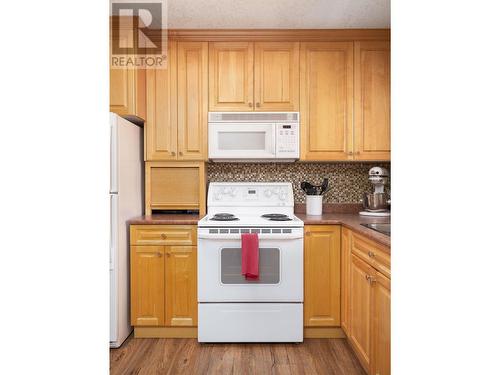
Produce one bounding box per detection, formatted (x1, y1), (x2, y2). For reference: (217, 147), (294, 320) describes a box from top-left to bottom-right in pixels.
(271, 125), (277, 156)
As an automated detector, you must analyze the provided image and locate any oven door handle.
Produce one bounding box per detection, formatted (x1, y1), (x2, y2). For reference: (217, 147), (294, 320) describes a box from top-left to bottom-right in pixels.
(198, 234), (303, 240)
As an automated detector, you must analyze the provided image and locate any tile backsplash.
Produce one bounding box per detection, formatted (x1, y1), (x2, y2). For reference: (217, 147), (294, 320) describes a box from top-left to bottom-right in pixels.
(207, 162), (391, 204)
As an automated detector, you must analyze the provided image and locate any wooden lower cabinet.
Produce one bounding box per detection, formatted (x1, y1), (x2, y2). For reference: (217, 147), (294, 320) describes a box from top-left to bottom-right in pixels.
(165, 246), (197, 326)
(130, 246), (165, 326)
(130, 225), (198, 336)
(346, 235), (391, 375)
(350, 254), (374, 372)
(341, 227), (351, 335)
(371, 271), (391, 375)
(304, 225), (341, 327)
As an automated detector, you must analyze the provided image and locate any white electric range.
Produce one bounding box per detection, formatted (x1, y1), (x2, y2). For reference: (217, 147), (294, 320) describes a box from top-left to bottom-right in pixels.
(197, 182), (304, 343)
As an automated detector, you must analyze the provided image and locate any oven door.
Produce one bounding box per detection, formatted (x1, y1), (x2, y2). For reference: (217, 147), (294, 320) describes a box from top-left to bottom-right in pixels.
(208, 123), (276, 160)
(198, 233), (303, 302)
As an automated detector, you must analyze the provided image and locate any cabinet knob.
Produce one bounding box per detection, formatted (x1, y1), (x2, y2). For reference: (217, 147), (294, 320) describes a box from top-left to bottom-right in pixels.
(348, 151), (353, 156)
(306, 231), (311, 236)
(179, 151), (183, 156)
(368, 251), (375, 258)
(161, 233), (167, 239)
(256, 102), (261, 108)
(171, 151), (175, 156)
(156, 252), (162, 257)
(356, 151), (361, 155)
(248, 102), (253, 108)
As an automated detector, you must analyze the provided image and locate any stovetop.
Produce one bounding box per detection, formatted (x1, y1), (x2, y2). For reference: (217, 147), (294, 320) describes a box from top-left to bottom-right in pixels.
(200, 182), (303, 228)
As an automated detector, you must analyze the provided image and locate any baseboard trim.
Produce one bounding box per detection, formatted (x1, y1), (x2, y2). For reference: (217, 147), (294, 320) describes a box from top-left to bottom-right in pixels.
(134, 326), (198, 338)
(304, 327), (346, 339)
(134, 326), (345, 339)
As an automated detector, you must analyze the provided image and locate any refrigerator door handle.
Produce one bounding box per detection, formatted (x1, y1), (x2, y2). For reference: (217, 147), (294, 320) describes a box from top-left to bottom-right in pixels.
(110, 194), (118, 271)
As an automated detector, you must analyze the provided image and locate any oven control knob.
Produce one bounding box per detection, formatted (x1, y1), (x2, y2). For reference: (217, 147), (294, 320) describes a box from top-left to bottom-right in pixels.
(215, 192), (222, 200)
(279, 191), (286, 201)
(223, 187), (230, 194)
(272, 188), (279, 194)
(264, 189), (272, 198)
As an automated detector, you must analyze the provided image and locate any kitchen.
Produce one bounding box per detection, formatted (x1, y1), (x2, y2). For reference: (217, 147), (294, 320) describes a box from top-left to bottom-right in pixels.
(109, 1), (391, 373)
(3, 1), (499, 374)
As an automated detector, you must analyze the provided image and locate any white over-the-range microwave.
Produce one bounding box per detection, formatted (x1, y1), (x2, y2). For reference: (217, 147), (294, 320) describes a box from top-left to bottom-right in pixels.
(208, 112), (299, 162)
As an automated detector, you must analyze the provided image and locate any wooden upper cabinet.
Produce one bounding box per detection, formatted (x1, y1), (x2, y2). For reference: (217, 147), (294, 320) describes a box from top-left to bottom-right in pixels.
(177, 42), (208, 160)
(110, 34), (146, 121)
(350, 254), (374, 373)
(341, 227), (351, 336)
(354, 41), (391, 160)
(130, 246), (165, 326)
(371, 271), (391, 375)
(165, 246), (198, 327)
(146, 41), (177, 161)
(209, 42), (254, 111)
(254, 42), (299, 111)
(300, 42), (354, 161)
(304, 225), (341, 327)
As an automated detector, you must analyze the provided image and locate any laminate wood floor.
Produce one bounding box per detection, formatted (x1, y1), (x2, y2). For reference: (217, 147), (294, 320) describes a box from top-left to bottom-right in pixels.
(110, 337), (366, 375)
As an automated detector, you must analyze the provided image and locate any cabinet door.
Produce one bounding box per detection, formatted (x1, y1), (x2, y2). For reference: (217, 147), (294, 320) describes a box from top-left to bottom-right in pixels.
(371, 271), (391, 375)
(354, 41), (390, 160)
(341, 227), (351, 336)
(177, 42), (208, 160)
(110, 34), (146, 120)
(254, 42), (299, 111)
(300, 42), (353, 161)
(350, 254), (373, 372)
(145, 41), (177, 160)
(165, 246), (197, 326)
(304, 225), (341, 327)
(209, 42), (254, 111)
(130, 246), (165, 326)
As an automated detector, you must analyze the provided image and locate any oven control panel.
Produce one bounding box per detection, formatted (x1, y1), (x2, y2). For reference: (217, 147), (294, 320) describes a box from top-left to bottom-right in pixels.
(209, 183), (294, 206)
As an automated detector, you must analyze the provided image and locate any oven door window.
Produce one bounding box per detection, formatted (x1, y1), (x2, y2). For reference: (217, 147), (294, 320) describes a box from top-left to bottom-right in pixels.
(220, 247), (280, 284)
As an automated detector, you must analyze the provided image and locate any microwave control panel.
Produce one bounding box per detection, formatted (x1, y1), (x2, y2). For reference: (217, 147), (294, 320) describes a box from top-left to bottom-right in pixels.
(276, 123), (299, 158)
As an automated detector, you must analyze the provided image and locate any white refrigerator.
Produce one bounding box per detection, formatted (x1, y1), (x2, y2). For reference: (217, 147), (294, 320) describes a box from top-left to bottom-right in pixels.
(109, 113), (144, 348)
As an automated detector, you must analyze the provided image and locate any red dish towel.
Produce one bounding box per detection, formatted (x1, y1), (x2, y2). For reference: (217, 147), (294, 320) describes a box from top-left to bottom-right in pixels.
(241, 233), (259, 279)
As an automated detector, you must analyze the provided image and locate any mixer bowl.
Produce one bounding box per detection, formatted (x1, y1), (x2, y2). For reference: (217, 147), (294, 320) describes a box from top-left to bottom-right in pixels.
(363, 193), (390, 211)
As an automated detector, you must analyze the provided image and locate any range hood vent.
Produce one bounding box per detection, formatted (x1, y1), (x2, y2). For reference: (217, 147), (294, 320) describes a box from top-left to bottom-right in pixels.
(209, 112), (299, 123)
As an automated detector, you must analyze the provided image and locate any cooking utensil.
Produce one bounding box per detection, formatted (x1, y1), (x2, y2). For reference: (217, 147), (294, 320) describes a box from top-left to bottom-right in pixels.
(320, 179), (329, 194)
(301, 179), (331, 195)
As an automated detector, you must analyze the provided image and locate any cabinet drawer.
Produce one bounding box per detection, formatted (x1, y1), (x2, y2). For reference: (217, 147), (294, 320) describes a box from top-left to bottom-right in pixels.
(131, 225), (197, 246)
(352, 233), (390, 278)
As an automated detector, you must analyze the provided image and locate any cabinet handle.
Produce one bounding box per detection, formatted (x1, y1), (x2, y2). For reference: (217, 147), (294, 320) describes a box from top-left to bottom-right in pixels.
(179, 151), (183, 156)
(348, 151), (353, 156)
(156, 252), (162, 257)
(369, 276), (377, 285)
(166, 252), (170, 257)
(256, 102), (261, 108)
(368, 251), (375, 258)
(306, 231), (311, 236)
(248, 102), (253, 108)
(365, 274), (370, 281)
(356, 151), (361, 155)
(161, 233), (167, 239)
(171, 151), (175, 156)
